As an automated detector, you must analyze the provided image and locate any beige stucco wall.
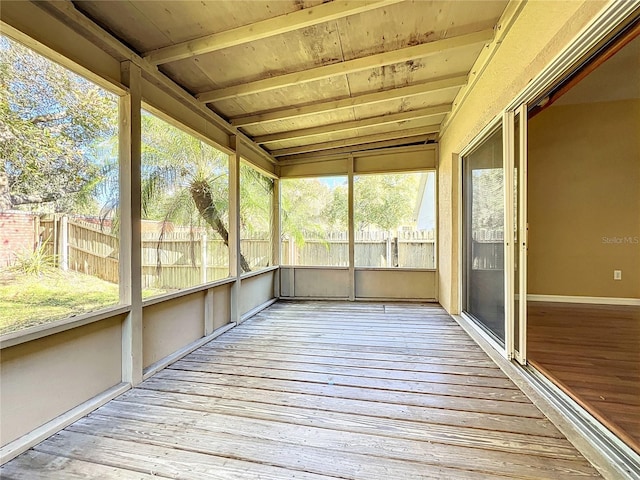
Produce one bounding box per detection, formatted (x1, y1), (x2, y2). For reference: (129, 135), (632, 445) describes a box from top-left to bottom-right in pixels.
(437, 0), (608, 314)
(528, 99), (640, 298)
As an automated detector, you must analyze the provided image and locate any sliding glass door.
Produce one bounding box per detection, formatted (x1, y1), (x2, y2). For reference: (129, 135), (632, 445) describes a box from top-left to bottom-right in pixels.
(462, 126), (506, 345)
(513, 106), (528, 362)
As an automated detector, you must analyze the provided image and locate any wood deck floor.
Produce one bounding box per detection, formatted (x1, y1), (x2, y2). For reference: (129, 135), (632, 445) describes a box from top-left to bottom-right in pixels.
(1, 301), (603, 479)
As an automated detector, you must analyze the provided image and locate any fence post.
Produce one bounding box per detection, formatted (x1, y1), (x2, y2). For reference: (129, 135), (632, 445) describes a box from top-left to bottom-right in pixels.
(201, 234), (207, 284)
(289, 236), (296, 265)
(33, 215), (40, 253)
(52, 216), (58, 267)
(60, 215), (69, 272)
(392, 235), (399, 267)
(386, 231), (392, 267)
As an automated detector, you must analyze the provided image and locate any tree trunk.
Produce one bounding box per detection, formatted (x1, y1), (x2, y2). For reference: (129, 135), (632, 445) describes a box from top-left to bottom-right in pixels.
(190, 180), (252, 273)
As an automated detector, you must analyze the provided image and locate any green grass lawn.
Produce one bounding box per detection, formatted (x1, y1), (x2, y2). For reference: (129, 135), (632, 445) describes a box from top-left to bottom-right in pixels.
(0, 269), (120, 335)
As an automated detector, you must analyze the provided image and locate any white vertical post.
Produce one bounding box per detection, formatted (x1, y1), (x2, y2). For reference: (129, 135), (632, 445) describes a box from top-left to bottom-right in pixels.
(120, 61), (143, 386)
(272, 178), (281, 298)
(229, 136), (242, 324)
(503, 110), (515, 361)
(60, 215), (68, 272)
(386, 231), (392, 268)
(517, 103), (529, 364)
(201, 234), (208, 284)
(348, 156), (355, 301)
(52, 215), (58, 267)
(289, 235), (296, 266)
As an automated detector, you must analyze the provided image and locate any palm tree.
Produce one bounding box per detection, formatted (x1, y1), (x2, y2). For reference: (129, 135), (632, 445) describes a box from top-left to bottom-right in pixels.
(139, 111), (252, 273)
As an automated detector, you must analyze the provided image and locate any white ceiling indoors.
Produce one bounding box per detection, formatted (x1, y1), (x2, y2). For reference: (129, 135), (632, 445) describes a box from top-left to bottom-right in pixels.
(555, 33), (640, 106)
(72, 0), (509, 161)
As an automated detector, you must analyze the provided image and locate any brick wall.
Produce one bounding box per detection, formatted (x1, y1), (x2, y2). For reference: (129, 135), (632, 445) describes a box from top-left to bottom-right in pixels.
(0, 212), (37, 268)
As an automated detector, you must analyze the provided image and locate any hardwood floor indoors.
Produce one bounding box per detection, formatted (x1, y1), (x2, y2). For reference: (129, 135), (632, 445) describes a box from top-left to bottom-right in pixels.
(1, 301), (604, 479)
(528, 302), (640, 455)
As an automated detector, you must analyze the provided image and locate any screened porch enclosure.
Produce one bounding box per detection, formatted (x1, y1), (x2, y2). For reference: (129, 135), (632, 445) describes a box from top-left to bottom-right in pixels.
(1, 1), (639, 479)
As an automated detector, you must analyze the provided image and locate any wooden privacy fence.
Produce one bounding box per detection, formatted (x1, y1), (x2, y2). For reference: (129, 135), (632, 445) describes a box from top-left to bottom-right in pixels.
(472, 228), (504, 270)
(141, 232), (231, 290)
(282, 230), (437, 268)
(33, 217), (519, 288)
(37, 216), (279, 290)
(38, 216), (223, 289)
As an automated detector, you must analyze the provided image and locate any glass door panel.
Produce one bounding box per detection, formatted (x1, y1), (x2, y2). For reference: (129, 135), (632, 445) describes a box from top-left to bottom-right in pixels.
(462, 126), (505, 345)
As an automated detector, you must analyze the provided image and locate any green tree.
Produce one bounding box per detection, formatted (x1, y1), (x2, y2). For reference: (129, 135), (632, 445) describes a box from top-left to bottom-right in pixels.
(238, 164), (273, 271)
(138, 112), (253, 273)
(281, 177), (337, 246)
(0, 34), (117, 212)
(354, 174), (420, 231)
(322, 174), (422, 232)
(239, 164), (273, 234)
(471, 168), (504, 231)
(322, 182), (349, 231)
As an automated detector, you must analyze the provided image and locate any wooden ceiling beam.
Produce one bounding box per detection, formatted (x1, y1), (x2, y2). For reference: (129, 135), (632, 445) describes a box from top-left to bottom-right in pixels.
(197, 29), (493, 103)
(143, 0), (403, 66)
(278, 135), (436, 164)
(254, 104), (450, 145)
(34, 1), (278, 168)
(271, 124), (440, 157)
(231, 74), (466, 127)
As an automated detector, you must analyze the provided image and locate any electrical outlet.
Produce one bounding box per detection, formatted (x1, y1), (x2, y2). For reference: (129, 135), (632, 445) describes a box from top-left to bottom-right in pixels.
(614, 270), (622, 280)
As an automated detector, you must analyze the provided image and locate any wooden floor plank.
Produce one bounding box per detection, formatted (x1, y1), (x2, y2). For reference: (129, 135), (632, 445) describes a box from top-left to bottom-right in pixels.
(0, 451), (158, 480)
(242, 326), (480, 341)
(33, 430), (338, 480)
(66, 414), (514, 480)
(201, 336), (492, 359)
(139, 376), (561, 437)
(197, 341), (499, 367)
(72, 404), (598, 479)
(2, 300), (603, 479)
(169, 360), (529, 402)
(186, 349), (507, 378)
(151, 368), (545, 417)
(223, 331), (479, 348)
(115, 388), (580, 459)
(179, 355), (518, 388)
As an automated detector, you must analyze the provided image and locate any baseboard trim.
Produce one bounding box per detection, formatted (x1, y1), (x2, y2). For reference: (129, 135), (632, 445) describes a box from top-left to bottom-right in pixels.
(239, 297), (278, 324)
(0, 382), (130, 465)
(278, 296), (350, 301)
(527, 294), (640, 306)
(142, 322), (236, 381)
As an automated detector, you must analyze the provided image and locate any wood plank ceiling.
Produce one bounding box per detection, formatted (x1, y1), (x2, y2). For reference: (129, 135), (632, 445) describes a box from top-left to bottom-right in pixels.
(74, 0), (509, 161)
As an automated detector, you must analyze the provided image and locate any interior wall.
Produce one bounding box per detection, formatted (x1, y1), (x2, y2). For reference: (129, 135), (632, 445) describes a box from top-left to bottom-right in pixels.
(0, 315), (124, 446)
(437, 0), (608, 314)
(528, 99), (640, 299)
